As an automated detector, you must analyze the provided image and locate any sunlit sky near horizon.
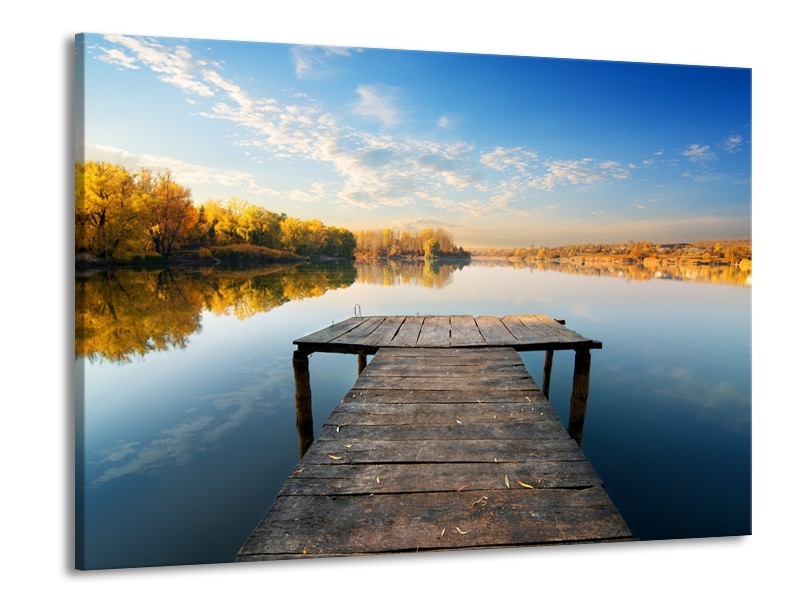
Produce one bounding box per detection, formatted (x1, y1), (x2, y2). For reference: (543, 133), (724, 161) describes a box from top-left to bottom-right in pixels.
(78, 33), (751, 248)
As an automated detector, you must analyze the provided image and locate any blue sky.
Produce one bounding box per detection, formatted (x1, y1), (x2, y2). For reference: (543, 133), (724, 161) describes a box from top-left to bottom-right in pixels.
(79, 33), (751, 247)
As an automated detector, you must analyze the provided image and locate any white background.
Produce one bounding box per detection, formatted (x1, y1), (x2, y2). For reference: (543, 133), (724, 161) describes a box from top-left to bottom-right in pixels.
(0, 1), (792, 597)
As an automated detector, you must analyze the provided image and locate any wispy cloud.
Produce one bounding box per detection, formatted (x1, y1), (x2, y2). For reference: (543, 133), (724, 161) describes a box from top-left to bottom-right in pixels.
(632, 197), (659, 210)
(641, 149), (669, 167)
(480, 146), (539, 173)
(96, 46), (139, 70)
(436, 115), (452, 128)
(352, 84), (401, 128)
(89, 361), (291, 487)
(391, 216), (460, 229)
(86, 144), (334, 202)
(721, 134), (744, 153)
(102, 34), (214, 97)
(682, 143), (716, 163)
(291, 45), (356, 79)
(528, 159), (630, 191)
(92, 35), (648, 218)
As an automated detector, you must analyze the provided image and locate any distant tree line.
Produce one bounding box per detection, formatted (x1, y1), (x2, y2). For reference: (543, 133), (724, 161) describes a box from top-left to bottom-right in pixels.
(472, 239), (751, 266)
(355, 227), (470, 259)
(75, 161), (356, 262)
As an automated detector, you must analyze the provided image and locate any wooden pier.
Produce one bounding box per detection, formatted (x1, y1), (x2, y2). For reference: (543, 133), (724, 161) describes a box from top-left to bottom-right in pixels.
(237, 315), (632, 561)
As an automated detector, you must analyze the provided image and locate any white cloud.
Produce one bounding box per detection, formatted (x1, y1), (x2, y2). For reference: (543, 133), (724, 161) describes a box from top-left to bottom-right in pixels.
(86, 144), (284, 197)
(89, 361), (291, 487)
(682, 143), (716, 163)
(92, 36), (644, 218)
(529, 159), (630, 191)
(101, 34), (214, 97)
(202, 69), (254, 111)
(291, 44), (356, 78)
(96, 47), (139, 70)
(352, 84), (401, 128)
(480, 146), (539, 173)
(722, 134), (744, 153)
(437, 115), (451, 128)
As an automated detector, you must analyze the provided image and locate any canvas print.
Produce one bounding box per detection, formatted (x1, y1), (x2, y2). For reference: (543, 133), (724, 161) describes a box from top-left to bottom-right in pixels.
(74, 33), (751, 569)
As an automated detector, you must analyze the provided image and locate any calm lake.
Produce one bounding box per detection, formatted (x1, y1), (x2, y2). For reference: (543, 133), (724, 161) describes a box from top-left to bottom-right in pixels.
(75, 259), (751, 569)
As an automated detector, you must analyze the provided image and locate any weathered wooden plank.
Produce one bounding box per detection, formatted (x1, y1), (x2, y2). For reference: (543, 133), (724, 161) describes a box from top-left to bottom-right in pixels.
(329, 316), (386, 345)
(280, 461), (604, 496)
(331, 398), (555, 414)
(326, 402), (558, 425)
(239, 488), (631, 557)
(416, 316), (451, 346)
(516, 314), (587, 343)
(361, 363), (528, 377)
(351, 375), (536, 391)
(319, 421), (567, 442)
(366, 352), (520, 364)
(239, 337), (626, 562)
(299, 438), (582, 464)
(377, 345), (512, 355)
(296, 314), (600, 353)
(384, 316), (423, 347)
(449, 315), (486, 346)
(341, 388), (542, 403)
(293, 316), (363, 345)
(510, 314), (570, 344)
(369, 349), (521, 365)
(501, 315), (546, 344)
(474, 315), (519, 345)
(358, 315), (406, 347)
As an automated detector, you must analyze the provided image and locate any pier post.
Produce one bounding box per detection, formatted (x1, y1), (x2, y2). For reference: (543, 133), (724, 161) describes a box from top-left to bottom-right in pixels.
(357, 352), (367, 374)
(568, 348), (591, 447)
(542, 349), (554, 399)
(293, 349), (314, 458)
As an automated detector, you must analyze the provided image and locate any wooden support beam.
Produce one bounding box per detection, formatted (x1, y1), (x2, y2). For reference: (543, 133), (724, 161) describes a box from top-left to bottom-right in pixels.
(542, 349), (554, 399)
(293, 350), (314, 458)
(568, 348), (591, 447)
(357, 353), (367, 374)
(543, 318), (563, 400)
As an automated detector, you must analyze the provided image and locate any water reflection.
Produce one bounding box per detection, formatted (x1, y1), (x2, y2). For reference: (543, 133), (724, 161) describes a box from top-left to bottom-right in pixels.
(356, 258), (469, 289)
(87, 357), (293, 488)
(75, 262), (358, 362)
(472, 258), (751, 286)
(77, 259), (750, 567)
(77, 256), (743, 366)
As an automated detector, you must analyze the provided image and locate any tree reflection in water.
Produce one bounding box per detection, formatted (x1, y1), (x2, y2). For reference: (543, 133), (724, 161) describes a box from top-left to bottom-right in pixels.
(355, 258), (468, 289)
(76, 257), (747, 363)
(472, 258), (751, 286)
(75, 262), (357, 362)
